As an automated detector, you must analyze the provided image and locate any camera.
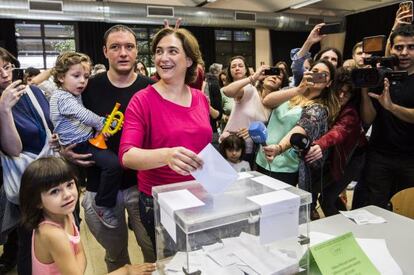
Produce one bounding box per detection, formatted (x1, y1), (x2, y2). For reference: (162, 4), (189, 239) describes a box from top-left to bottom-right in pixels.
(351, 35), (407, 88)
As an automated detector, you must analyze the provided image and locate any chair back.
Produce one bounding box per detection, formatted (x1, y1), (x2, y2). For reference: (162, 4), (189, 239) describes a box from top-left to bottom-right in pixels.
(390, 187), (414, 219)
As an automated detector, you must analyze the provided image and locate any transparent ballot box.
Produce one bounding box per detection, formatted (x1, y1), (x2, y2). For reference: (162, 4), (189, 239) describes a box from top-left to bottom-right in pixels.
(152, 171), (311, 275)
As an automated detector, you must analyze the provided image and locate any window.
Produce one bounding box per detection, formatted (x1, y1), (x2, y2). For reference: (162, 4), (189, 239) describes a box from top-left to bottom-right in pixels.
(131, 26), (161, 75)
(15, 21), (76, 69)
(214, 29), (254, 68)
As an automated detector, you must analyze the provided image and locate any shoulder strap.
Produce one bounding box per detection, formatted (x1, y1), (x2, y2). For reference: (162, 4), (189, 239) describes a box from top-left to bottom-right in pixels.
(25, 86), (52, 139)
(38, 220), (63, 228)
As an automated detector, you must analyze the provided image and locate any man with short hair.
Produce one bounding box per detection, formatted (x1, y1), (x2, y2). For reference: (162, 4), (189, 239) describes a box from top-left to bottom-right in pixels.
(359, 24), (414, 208)
(352, 41), (371, 68)
(65, 24), (155, 271)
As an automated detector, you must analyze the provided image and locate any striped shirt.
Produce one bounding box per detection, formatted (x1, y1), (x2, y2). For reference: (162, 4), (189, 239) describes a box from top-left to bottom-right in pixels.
(50, 89), (104, 146)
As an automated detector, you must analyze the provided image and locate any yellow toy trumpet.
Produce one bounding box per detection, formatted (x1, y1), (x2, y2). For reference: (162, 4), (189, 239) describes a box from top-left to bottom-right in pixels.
(89, 102), (124, 149)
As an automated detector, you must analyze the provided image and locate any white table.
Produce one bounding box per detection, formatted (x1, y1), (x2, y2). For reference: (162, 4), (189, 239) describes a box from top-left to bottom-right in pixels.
(301, 205), (414, 273)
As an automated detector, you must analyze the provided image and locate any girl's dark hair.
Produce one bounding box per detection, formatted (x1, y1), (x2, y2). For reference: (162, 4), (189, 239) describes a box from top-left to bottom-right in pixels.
(274, 61), (291, 76)
(19, 157), (78, 230)
(226, 55), (250, 84)
(304, 57), (314, 69)
(279, 67), (290, 88)
(219, 134), (246, 159)
(333, 67), (353, 92)
(314, 47), (343, 68)
(218, 70), (227, 88)
(136, 61), (149, 76)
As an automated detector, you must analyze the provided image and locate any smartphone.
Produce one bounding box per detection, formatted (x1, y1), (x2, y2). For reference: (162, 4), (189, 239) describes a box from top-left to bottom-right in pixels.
(264, 67), (281, 76)
(400, 1), (413, 23)
(312, 72), (327, 83)
(362, 35), (386, 54)
(319, 23), (342, 35)
(12, 68), (25, 82)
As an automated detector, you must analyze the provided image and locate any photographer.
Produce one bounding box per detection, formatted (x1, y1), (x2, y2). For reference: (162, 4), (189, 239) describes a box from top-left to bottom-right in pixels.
(359, 24), (414, 209)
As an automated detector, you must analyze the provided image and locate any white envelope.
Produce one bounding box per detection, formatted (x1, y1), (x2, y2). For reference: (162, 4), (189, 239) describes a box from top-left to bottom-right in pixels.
(191, 143), (238, 195)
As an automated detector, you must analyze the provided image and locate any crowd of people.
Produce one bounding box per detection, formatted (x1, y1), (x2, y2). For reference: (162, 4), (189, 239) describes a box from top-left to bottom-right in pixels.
(0, 6), (413, 274)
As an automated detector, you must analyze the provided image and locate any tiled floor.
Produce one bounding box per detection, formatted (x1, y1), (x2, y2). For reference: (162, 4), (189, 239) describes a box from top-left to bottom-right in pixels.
(1, 193), (144, 275)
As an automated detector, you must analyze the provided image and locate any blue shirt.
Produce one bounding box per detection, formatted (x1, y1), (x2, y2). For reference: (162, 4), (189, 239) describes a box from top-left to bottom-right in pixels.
(12, 86), (53, 155)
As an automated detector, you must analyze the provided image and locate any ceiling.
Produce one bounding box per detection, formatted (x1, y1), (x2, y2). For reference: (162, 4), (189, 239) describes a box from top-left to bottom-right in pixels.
(77, 0), (401, 17)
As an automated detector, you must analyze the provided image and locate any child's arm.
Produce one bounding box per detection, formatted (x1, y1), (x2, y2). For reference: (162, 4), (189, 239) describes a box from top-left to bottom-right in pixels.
(75, 239), (87, 274)
(56, 92), (104, 131)
(107, 263), (156, 275)
(40, 225), (84, 275)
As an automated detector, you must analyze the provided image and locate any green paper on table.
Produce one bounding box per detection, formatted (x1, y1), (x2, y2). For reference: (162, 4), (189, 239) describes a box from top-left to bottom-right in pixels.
(307, 232), (380, 275)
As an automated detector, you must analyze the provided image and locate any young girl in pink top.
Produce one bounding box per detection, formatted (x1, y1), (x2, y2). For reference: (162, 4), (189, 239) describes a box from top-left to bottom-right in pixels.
(19, 157), (156, 275)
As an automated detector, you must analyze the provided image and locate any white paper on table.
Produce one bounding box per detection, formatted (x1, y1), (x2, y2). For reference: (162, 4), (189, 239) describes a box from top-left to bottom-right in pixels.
(251, 175), (291, 190)
(191, 143), (238, 195)
(237, 171), (254, 180)
(247, 190), (300, 244)
(340, 209), (386, 225)
(207, 247), (240, 267)
(237, 264), (260, 275)
(158, 190), (205, 242)
(226, 232), (297, 275)
(164, 250), (244, 275)
(307, 232), (402, 275)
(164, 250), (207, 273)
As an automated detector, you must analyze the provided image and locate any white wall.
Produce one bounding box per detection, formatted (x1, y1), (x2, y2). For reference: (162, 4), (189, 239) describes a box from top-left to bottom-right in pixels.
(255, 28), (272, 68)
(253, 29), (347, 69)
(321, 32), (346, 55)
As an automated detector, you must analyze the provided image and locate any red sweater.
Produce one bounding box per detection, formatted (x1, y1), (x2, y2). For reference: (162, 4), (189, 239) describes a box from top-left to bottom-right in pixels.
(314, 103), (367, 181)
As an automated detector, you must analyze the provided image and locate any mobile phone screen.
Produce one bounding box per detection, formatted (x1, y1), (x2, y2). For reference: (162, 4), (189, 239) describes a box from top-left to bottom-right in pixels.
(312, 72), (327, 83)
(319, 23), (341, 35)
(12, 68), (25, 82)
(362, 35), (386, 54)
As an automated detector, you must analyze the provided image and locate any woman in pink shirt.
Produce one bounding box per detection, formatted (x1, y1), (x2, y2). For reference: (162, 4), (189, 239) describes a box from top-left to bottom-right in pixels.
(119, 27), (212, 250)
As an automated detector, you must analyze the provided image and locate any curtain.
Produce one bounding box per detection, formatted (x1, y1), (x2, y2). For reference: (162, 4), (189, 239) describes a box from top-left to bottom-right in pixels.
(343, 4), (399, 59)
(77, 21), (113, 66)
(0, 19), (18, 58)
(270, 30), (320, 74)
(186, 26), (216, 69)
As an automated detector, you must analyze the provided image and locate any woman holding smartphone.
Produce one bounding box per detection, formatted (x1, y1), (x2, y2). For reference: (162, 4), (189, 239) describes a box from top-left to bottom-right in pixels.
(0, 47), (58, 273)
(256, 60), (340, 187)
(219, 57), (285, 166)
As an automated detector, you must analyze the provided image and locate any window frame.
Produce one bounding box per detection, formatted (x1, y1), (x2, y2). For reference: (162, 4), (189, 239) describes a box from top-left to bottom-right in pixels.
(214, 28), (255, 69)
(15, 20), (77, 69)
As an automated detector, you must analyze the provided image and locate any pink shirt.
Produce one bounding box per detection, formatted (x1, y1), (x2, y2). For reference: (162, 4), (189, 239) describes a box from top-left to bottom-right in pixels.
(32, 219), (80, 275)
(119, 85), (212, 195)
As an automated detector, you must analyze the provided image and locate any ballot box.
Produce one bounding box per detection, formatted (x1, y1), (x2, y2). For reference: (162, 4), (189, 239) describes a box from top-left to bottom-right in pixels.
(152, 171), (311, 275)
